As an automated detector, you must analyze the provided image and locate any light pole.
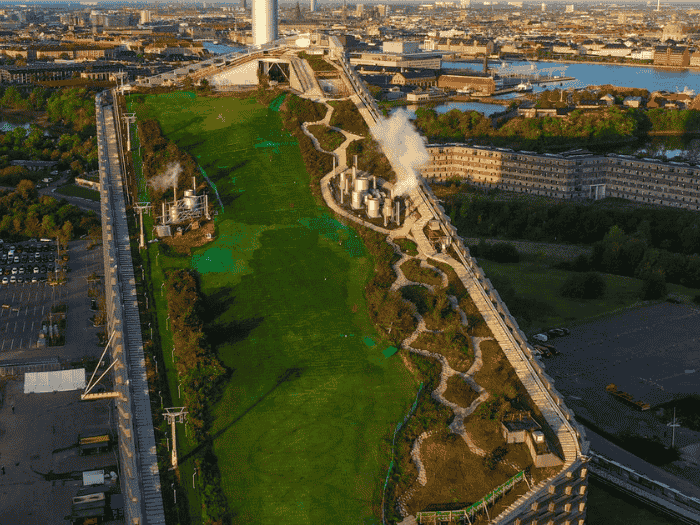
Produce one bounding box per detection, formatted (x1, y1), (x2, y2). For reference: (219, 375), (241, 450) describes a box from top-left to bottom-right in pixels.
(668, 407), (680, 448)
(193, 467), (198, 488)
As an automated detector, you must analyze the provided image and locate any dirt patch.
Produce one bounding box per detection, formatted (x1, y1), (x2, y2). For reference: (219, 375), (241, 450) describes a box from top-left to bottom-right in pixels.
(443, 374), (478, 408)
(160, 221), (215, 255)
(412, 331), (473, 374)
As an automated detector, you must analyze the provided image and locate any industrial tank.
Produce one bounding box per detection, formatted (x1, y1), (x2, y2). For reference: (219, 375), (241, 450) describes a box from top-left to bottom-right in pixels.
(366, 196), (381, 218)
(183, 190), (197, 210)
(354, 177), (370, 193)
(351, 191), (363, 210)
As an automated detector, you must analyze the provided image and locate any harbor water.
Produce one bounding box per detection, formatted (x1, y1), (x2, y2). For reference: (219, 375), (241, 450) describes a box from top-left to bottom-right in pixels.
(443, 59), (700, 94)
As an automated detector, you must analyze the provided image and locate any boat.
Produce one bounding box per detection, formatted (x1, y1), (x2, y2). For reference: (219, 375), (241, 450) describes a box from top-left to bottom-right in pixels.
(516, 81), (533, 92)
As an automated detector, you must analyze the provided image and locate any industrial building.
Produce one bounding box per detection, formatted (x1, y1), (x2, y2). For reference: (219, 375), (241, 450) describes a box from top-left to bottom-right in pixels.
(421, 145), (700, 210)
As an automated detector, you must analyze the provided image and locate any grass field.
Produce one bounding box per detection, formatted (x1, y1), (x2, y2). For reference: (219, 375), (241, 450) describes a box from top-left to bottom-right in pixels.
(53, 183), (100, 201)
(132, 92), (419, 524)
(476, 257), (700, 332)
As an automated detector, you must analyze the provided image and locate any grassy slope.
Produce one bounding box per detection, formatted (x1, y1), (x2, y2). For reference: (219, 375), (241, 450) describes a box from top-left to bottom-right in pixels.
(138, 93), (418, 524)
(476, 257), (700, 331)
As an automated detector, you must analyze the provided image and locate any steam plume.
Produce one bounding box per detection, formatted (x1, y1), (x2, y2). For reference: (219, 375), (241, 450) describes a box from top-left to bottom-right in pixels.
(370, 109), (429, 197)
(148, 162), (182, 192)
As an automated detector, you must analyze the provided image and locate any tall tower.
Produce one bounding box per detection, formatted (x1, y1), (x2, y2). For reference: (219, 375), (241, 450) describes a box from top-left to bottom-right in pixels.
(252, 0), (278, 46)
(310, 0), (316, 12)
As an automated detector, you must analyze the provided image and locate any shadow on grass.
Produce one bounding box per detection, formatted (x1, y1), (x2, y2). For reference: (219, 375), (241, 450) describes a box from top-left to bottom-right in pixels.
(179, 366), (305, 464)
(203, 288), (265, 348)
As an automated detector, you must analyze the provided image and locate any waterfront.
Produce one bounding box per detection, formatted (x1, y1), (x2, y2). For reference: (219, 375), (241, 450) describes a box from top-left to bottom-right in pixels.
(444, 59), (700, 94)
(390, 100), (505, 118)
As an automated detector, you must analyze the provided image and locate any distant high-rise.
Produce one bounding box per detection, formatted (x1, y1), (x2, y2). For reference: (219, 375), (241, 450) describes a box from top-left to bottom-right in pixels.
(541, 2), (546, 11)
(139, 9), (151, 24)
(241, 0), (247, 10)
(310, 0), (316, 12)
(252, 0), (278, 46)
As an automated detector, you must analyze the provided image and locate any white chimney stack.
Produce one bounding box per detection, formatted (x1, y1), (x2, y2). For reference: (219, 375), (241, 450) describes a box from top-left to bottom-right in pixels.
(192, 176), (196, 192)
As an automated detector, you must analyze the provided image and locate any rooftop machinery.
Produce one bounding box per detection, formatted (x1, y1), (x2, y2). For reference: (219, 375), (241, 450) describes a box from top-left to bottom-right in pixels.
(336, 157), (406, 227)
(156, 176), (211, 228)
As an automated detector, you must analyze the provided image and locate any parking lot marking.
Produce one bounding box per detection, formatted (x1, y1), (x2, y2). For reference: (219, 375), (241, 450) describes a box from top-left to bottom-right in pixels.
(22, 320), (25, 332)
(31, 320), (34, 332)
(10, 338), (13, 350)
(13, 321), (17, 333)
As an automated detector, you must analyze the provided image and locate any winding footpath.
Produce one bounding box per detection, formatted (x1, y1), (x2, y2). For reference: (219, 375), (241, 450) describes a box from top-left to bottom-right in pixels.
(303, 99), (501, 519)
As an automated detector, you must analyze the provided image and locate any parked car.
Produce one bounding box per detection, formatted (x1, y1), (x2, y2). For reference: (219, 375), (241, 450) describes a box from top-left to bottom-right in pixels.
(33, 267), (39, 274)
(532, 333), (548, 343)
(547, 328), (570, 338)
(1, 277), (7, 285)
(9, 275), (15, 283)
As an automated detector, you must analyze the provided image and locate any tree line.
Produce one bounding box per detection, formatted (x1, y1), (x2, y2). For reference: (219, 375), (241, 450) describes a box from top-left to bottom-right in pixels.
(0, 180), (98, 243)
(164, 269), (229, 525)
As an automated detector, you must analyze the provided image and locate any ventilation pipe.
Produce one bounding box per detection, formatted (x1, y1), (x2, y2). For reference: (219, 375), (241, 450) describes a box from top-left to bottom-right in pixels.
(162, 202), (166, 224)
(339, 172), (345, 204)
(332, 156), (336, 175)
(373, 175), (376, 190)
(192, 176), (196, 192)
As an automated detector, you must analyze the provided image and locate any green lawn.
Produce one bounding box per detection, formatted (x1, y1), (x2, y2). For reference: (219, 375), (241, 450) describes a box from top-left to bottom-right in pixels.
(476, 257), (700, 332)
(132, 92), (418, 524)
(53, 183), (100, 201)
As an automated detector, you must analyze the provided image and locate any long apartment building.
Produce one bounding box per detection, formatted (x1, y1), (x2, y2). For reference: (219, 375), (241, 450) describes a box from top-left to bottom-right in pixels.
(421, 144), (700, 210)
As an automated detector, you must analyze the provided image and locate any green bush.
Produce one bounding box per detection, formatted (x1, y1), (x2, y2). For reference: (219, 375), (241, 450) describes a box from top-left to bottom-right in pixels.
(560, 271), (606, 299)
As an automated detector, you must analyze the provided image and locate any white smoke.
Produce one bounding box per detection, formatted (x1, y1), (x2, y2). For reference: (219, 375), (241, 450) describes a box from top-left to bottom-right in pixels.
(370, 109), (429, 197)
(148, 162), (182, 193)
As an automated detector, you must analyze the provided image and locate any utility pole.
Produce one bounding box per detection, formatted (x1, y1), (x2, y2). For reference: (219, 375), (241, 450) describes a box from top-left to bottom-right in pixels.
(668, 407), (680, 448)
(164, 407), (188, 470)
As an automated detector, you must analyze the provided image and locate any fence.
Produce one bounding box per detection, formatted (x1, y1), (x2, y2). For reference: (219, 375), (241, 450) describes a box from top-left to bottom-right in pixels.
(416, 471), (525, 524)
(0, 356), (62, 377)
(382, 382), (424, 525)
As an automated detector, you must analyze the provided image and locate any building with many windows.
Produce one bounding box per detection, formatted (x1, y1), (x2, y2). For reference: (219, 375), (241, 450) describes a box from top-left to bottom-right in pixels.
(421, 144), (700, 210)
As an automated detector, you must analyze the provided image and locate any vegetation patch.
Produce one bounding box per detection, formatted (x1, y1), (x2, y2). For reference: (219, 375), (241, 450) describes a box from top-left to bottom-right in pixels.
(443, 374), (478, 408)
(395, 237), (418, 256)
(328, 99), (369, 136)
(307, 124), (345, 151)
(412, 328), (473, 373)
(401, 258), (443, 287)
(53, 183), (100, 201)
(384, 352), (453, 524)
(297, 51), (337, 73)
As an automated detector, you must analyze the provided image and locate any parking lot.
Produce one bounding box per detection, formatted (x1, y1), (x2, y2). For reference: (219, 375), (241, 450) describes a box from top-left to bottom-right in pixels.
(541, 302), (700, 469)
(0, 237), (122, 524)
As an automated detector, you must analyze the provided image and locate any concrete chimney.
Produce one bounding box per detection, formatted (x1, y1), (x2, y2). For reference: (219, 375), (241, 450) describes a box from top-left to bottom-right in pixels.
(162, 202), (166, 224)
(332, 156), (336, 175)
(373, 175), (376, 190)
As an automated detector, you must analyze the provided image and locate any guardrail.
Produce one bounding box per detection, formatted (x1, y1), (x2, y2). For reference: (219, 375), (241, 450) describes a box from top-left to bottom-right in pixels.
(416, 471), (525, 524)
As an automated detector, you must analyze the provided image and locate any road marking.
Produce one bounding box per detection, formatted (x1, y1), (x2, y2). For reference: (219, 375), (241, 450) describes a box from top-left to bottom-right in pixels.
(22, 320), (25, 332)
(10, 338), (13, 350)
(1, 339), (4, 351)
(31, 320), (34, 332)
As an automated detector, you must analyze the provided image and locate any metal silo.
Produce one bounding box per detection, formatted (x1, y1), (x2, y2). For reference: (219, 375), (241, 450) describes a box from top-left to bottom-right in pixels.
(366, 196), (381, 218)
(252, 0), (278, 46)
(351, 191), (363, 210)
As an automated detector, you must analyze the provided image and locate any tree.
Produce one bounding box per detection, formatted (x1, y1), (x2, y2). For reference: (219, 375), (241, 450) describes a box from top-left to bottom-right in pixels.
(58, 220), (73, 245)
(16, 179), (36, 200)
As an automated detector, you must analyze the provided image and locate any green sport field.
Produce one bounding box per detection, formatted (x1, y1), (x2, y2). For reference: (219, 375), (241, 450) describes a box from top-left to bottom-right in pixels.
(133, 93), (418, 524)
